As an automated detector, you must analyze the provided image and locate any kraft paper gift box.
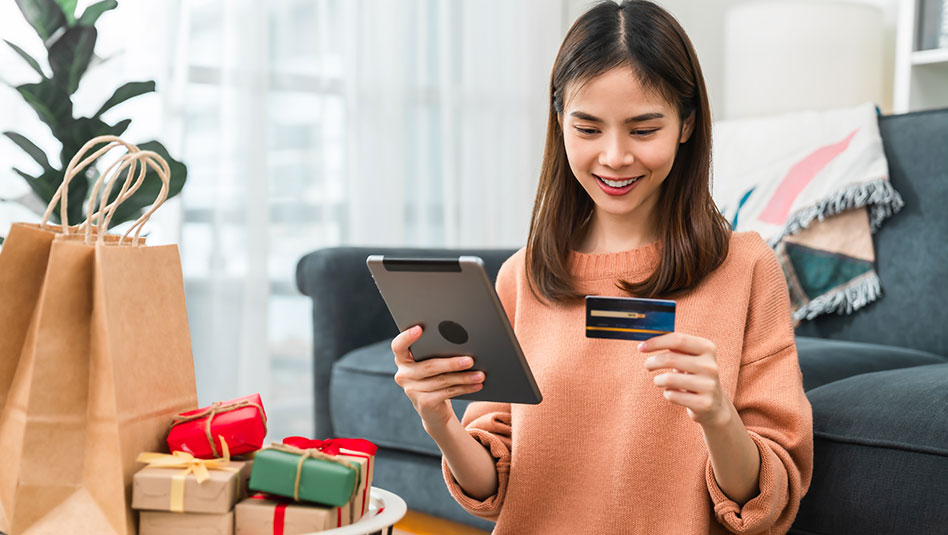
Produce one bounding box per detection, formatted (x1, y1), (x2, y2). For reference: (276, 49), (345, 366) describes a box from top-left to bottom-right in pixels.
(235, 495), (349, 535)
(247, 444), (361, 508)
(132, 453), (252, 514)
(139, 510), (233, 535)
(280, 436), (377, 523)
(168, 393), (268, 459)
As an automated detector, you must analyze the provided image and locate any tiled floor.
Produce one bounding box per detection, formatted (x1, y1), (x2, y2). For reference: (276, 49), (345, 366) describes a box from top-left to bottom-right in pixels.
(392, 510), (490, 535)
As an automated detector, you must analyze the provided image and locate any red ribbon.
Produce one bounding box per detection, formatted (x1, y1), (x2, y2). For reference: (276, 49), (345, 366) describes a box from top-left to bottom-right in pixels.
(283, 436), (378, 456)
(274, 503), (286, 535)
(249, 491), (344, 530)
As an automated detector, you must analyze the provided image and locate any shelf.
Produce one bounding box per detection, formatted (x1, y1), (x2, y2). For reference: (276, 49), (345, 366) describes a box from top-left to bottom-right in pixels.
(912, 47), (948, 66)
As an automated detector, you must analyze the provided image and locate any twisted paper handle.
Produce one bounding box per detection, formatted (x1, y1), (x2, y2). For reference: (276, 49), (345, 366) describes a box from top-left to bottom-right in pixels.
(171, 400), (268, 459)
(84, 148), (170, 245)
(268, 442), (359, 503)
(41, 135), (172, 245)
(42, 136), (140, 231)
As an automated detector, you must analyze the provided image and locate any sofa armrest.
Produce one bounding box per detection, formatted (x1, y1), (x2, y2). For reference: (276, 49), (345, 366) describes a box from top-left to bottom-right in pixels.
(296, 246), (517, 438)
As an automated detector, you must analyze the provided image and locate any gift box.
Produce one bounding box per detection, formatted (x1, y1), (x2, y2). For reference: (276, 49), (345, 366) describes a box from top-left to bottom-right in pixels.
(133, 450), (252, 514)
(248, 441), (361, 508)
(168, 393), (268, 459)
(139, 510), (233, 535)
(235, 495), (349, 535)
(282, 437), (377, 523)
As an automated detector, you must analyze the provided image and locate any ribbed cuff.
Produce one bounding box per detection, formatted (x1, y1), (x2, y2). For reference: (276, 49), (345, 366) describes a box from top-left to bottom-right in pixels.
(441, 428), (511, 521)
(705, 431), (789, 533)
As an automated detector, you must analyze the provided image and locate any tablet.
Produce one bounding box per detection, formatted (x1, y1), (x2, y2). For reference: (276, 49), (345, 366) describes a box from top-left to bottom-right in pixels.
(366, 255), (542, 405)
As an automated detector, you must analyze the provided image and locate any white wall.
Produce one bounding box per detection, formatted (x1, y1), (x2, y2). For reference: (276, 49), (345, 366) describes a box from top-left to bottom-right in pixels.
(565, 0), (900, 120)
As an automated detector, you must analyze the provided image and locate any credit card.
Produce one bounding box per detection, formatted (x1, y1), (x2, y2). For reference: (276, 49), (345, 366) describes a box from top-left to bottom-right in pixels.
(585, 295), (676, 341)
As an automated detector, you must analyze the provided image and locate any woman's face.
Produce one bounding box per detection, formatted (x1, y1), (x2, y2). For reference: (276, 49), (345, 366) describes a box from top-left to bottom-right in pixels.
(560, 66), (693, 229)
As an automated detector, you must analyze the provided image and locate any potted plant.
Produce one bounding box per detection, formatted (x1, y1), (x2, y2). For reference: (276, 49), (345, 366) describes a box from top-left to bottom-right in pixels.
(1, 0), (187, 244)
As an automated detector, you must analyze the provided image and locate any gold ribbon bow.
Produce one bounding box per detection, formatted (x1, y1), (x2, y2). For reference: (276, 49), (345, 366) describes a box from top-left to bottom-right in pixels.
(268, 443), (359, 503)
(136, 437), (238, 512)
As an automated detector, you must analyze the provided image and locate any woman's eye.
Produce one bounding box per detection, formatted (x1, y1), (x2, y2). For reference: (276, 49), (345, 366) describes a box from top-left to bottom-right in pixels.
(575, 126), (598, 135)
(632, 129), (657, 136)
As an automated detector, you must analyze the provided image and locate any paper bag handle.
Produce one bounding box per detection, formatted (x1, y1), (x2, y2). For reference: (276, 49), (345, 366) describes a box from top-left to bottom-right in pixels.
(42, 136), (140, 232)
(119, 151), (171, 245)
(83, 149), (170, 245)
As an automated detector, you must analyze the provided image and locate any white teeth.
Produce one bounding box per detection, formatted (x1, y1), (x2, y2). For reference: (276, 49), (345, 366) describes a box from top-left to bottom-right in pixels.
(599, 176), (641, 187)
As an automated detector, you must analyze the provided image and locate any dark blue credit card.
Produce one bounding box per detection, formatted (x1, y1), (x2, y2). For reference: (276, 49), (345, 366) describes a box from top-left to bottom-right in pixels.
(585, 296), (676, 341)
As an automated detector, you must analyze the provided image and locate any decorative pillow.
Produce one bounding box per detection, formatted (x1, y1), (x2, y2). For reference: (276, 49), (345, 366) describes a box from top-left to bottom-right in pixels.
(712, 102), (904, 324)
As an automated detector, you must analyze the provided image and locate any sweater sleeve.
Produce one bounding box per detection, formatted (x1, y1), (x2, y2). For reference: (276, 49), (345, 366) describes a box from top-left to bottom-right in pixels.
(442, 401), (513, 520)
(706, 238), (814, 534)
(441, 252), (521, 520)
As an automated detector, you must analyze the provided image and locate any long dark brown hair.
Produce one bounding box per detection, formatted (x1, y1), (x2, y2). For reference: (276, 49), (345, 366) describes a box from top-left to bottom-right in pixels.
(525, 0), (730, 303)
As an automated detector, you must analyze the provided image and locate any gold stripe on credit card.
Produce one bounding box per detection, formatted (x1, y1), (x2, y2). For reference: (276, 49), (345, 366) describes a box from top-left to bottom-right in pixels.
(590, 310), (646, 319)
(586, 326), (666, 334)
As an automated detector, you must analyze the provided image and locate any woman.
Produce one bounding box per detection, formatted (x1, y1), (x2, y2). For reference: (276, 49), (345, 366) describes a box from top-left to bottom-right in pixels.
(391, 1), (813, 533)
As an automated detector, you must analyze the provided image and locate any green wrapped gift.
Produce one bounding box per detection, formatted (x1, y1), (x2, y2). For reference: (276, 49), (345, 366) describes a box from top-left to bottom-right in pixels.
(247, 444), (360, 507)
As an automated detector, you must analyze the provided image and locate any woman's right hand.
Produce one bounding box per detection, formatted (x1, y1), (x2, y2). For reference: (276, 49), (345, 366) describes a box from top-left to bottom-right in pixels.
(392, 325), (485, 433)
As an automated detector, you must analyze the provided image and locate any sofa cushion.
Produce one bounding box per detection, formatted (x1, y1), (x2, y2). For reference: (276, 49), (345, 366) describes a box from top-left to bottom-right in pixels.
(330, 339), (472, 457)
(790, 363), (948, 535)
(796, 336), (947, 391)
(332, 335), (947, 455)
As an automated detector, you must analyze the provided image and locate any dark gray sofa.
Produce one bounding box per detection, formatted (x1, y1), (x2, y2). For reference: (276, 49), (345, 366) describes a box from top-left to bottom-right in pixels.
(296, 108), (948, 533)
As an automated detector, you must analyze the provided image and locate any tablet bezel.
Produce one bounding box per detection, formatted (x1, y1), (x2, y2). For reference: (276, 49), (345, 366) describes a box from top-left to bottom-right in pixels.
(366, 255), (542, 405)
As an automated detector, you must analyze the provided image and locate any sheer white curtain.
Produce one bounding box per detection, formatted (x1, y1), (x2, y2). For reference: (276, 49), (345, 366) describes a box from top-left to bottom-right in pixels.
(1, 0), (572, 440)
(168, 0), (572, 439)
(341, 0), (566, 246)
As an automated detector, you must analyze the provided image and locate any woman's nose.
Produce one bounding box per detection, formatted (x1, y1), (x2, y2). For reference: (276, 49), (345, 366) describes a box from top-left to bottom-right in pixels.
(598, 134), (634, 169)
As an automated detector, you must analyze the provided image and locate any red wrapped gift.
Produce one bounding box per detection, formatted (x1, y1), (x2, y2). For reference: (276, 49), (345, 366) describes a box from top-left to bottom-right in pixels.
(168, 393), (268, 459)
(282, 436), (377, 523)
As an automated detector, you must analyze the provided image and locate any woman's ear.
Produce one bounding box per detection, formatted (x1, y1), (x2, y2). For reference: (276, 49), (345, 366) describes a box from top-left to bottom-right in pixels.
(679, 111), (696, 143)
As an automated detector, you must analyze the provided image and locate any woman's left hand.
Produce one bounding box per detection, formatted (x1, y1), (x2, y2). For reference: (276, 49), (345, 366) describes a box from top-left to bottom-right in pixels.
(640, 332), (731, 429)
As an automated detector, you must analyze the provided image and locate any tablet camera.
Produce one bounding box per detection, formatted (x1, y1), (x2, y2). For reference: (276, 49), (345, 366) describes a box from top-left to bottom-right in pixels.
(438, 320), (469, 345)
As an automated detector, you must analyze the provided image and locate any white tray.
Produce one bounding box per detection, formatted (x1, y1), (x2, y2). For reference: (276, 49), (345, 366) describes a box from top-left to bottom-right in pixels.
(303, 487), (407, 535)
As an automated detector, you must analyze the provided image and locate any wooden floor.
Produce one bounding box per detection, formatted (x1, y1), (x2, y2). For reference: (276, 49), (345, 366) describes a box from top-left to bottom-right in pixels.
(392, 509), (490, 535)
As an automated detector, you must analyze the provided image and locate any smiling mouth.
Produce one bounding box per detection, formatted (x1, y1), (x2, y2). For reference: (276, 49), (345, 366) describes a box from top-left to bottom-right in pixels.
(595, 174), (643, 187)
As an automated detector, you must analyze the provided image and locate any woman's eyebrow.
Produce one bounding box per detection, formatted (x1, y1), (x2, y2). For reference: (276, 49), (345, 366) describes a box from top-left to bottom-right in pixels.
(569, 111), (665, 123)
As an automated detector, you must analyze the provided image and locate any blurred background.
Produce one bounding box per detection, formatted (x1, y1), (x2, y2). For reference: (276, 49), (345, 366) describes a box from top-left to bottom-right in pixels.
(0, 0), (941, 440)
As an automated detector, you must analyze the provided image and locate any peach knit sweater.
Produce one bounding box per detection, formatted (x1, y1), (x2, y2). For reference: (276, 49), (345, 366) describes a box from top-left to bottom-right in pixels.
(442, 231), (813, 534)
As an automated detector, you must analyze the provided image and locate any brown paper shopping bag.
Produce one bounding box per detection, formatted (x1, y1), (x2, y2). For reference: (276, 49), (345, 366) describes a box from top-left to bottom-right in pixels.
(0, 137), (198, 535)
(0, 137), (141, 417)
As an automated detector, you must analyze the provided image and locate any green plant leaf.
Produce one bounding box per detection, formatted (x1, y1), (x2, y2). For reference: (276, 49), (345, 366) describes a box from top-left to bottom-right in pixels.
(12, 167), (58, 208)
(54, 0), (77, 25)
(77, 0), (117, 26)
(3, 131), (53, 171)
(94, 81), (155, 118)
(15, 0), (67, 43)
(15, 80), (73, 135)
(48, 25), (96, 95)
(15, 166), (89, 225)
(57, 116), (132, 169)
(105, 140), (188, 227)
(111, 118), (131, 135)
(4, 40), (47, 79)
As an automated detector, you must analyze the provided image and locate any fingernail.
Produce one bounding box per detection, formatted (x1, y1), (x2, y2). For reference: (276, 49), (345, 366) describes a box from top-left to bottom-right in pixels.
(638, 342), (647, 351)
(411, 325), (422, 335)
(460, 357), (473, 367)
(644, 357), (655, 367)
